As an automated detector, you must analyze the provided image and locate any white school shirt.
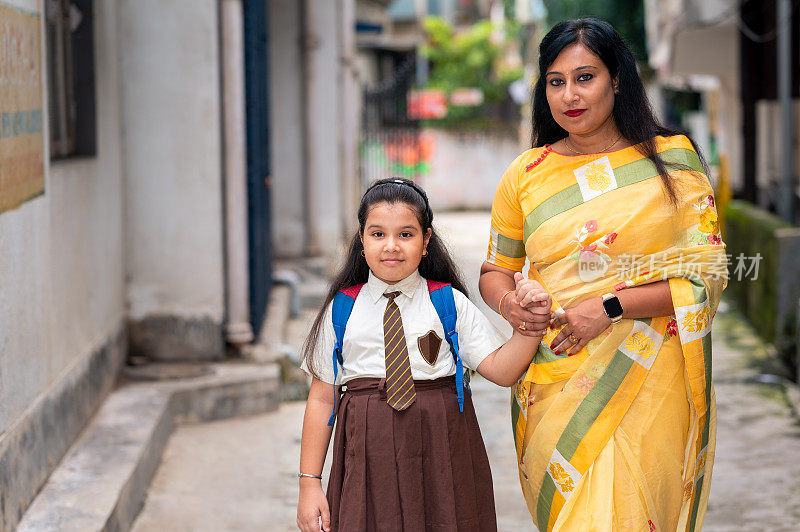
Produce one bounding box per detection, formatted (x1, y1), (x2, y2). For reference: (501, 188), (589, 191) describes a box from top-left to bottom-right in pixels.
(305, 270), (506, 385)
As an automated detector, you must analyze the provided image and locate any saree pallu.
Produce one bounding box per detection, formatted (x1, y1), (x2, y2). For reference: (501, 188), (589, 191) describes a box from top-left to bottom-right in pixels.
(487, 135), (727, 531)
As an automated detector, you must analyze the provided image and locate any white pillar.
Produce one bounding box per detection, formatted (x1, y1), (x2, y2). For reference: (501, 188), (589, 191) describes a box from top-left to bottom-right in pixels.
(268, 0), (306, 258)
(339, 0), (359, 235)
(303, 0), (343, 256)
(221, 0), (254, 345)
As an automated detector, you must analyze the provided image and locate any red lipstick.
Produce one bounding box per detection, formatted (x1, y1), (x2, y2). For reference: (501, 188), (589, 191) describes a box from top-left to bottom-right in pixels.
(564, 109), (586, 117)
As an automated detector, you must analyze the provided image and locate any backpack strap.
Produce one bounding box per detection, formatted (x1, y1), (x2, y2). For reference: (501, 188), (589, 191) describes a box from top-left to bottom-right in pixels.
(328, 283), (364, 426)
(427, 280), (468, 413)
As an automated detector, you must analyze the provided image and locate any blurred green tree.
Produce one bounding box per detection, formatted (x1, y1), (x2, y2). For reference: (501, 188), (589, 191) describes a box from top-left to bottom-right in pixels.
(419, 16), (523, 128)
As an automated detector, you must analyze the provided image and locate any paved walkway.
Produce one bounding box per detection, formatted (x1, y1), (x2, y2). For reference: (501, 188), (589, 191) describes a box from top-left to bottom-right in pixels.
(132, 212), (800, 531)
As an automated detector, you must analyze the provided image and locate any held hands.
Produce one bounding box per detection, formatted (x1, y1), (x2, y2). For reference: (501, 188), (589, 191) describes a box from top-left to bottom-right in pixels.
(500, 272), (551, 336)
(297, 480), (330, 532)
(548, 297), (612, 356)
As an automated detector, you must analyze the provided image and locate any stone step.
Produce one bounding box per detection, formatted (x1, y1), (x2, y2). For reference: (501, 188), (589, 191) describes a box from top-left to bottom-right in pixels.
(16, 362), (279, 532)
(273, 261), (330, 311)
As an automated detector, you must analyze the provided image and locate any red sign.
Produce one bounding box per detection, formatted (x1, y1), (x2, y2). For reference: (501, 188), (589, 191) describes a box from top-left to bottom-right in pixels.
(407, 89), (447, 119)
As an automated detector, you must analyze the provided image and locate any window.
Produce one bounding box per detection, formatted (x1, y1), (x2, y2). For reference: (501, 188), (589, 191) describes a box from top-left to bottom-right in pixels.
(45, 0), (95, 158)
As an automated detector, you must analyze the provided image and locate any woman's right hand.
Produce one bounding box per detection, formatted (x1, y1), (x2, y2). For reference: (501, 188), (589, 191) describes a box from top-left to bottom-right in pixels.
(297, 480), (330, 532)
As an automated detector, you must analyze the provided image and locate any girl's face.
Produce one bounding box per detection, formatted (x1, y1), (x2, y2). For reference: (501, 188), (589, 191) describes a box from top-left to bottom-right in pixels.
(545, 43), (617, 136)
(360, 201), (431, 285)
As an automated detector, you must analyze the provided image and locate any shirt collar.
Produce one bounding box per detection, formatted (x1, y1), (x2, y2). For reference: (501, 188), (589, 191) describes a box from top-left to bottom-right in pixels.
(366, 270), (422, 303)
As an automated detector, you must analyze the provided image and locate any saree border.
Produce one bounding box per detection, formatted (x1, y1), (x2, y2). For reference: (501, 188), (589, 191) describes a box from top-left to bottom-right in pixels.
(523, 148), (703, 242)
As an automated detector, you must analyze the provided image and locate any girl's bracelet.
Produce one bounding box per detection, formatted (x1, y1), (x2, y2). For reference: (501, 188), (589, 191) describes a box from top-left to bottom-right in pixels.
(498, 290), (513, 320)
(298, 472), (323, 480)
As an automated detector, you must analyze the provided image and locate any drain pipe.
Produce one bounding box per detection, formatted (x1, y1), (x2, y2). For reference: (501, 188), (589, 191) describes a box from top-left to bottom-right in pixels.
(778, 0), (794, 223)
(221, 0), (254, 346)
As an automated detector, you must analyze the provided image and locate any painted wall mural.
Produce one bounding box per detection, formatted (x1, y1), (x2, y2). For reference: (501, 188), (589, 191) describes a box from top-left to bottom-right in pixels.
(361, 131), (435, 180)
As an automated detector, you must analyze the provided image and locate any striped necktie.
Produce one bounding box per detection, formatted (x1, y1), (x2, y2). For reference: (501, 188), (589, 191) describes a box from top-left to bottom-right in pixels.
(383, 291), (416, 410)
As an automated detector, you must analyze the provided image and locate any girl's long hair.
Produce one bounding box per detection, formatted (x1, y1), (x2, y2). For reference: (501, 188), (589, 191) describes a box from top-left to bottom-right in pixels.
(531, 18), (708, 205)
(301, 178), (468, 380)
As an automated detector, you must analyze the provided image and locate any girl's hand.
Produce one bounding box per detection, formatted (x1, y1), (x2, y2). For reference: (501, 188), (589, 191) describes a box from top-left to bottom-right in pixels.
(549, 297), (611, 356)
(513, 272), (552, 310)
(499, 273), (551, 336)
(297, 480), (331, 531)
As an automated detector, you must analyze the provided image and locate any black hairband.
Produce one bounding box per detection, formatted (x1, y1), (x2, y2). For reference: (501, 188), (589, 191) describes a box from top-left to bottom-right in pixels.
(363, 178), (434, 225)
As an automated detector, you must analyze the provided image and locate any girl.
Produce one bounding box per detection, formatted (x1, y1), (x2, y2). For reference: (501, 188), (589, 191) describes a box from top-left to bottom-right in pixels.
(296, 178), (551, 532)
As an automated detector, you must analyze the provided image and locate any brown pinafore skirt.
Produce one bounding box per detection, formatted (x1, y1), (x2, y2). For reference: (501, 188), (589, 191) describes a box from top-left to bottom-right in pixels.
(326, 376), (497, 532)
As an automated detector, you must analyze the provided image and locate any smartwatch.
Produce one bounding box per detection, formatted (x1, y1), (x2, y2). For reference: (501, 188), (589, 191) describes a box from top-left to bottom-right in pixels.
(601, 293), (623, 323)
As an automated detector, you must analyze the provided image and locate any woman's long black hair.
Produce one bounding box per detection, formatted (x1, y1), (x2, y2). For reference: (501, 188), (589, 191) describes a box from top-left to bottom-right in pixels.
(531, 18), (708, 205)
(301, 178), (468, 379)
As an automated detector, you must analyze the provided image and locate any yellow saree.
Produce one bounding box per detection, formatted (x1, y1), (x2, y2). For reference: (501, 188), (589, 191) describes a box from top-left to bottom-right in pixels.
(487, 136), (727, 531)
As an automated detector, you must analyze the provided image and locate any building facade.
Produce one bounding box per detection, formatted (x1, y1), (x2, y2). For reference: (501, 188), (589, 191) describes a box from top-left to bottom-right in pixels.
(645, 0), (799, 218)
(0, 0), (373, 528)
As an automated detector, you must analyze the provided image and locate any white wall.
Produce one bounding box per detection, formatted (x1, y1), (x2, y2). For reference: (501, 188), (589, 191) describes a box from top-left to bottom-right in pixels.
(417, 129), (522, 211)
(0, 0), (125, 431)
(119, 0), (225, 323)
(755, 100), (800, 206)
(0, 197), (53, 432)
(670, 23), (743, 191)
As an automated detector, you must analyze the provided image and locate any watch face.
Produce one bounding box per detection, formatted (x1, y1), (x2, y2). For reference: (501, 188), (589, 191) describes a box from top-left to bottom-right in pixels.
(603, 296), (624, 318)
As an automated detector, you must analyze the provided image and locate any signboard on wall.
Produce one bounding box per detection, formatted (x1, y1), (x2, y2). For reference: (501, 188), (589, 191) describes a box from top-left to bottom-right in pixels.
(449, 88), (484, 107)
(0, 0), (44, 214)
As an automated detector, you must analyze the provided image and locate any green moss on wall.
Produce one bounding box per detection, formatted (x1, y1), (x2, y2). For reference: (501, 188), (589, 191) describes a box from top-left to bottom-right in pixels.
(724, 200), (795, 373)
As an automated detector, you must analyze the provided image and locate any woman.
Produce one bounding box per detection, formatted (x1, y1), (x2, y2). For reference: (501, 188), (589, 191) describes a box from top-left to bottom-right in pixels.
(479, 18), (727, 531)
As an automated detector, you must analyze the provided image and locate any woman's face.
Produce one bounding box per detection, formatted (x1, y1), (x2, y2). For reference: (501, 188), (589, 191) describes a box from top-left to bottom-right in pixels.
(544, 43), (617, 136)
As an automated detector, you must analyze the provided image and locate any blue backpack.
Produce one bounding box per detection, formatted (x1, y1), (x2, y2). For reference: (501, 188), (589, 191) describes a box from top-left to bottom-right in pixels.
(327, 280), (468, 426)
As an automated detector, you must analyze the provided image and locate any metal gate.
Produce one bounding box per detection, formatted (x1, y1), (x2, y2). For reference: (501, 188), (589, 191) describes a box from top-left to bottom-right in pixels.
(360, 55), (423, 187)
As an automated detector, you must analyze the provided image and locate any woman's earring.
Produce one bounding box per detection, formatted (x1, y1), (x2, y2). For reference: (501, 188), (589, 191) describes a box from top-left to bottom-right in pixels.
(422, 249), (428, 256)
(360, 250), (365, 257)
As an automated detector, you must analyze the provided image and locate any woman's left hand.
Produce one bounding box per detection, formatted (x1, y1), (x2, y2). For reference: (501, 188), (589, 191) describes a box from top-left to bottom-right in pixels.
(549, 297), (612, 356)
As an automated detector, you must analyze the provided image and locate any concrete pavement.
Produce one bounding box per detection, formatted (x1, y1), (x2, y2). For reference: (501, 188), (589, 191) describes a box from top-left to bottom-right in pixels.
(131, 212), (800, 531)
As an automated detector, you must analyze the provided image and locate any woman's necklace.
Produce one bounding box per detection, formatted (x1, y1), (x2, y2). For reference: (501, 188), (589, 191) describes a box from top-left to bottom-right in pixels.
(565, 133), (623, 155)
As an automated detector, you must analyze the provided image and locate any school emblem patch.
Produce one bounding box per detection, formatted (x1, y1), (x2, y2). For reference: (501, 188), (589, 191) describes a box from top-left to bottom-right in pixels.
(417, 330), (442, 366)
